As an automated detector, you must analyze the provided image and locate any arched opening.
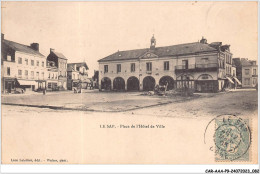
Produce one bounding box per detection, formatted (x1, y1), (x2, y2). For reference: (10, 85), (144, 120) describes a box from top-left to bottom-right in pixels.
(176, 74), (194, 90)
(159, 76), (175, 90)
(143, 76), (155, 91)
(113, 77), (125, 91)
(101, 77), (111, 90)
(195, 74), (216, 92)
(127, 76), (139, 91)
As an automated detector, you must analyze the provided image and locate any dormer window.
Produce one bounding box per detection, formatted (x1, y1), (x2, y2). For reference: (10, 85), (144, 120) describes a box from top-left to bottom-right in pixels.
(7, 55), (11, 61)
(119, 54), (121, 57)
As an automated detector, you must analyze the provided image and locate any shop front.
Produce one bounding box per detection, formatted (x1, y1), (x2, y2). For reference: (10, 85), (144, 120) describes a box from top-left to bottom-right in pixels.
(3, 77), (16, 94)
(195, 74), (218, 93)
(16, 79), (38, 92)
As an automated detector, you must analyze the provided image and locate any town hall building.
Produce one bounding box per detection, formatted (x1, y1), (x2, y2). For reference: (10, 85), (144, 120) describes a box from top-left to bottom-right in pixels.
(98, 36), (237, 93)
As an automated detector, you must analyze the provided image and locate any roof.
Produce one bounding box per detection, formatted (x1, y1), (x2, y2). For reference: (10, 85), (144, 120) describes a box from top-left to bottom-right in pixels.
(241, 58), (257, 67)
(67, 62), (89, 71)
(3, 39), (45, 57)
(232, 58), (242, 67)
(51, 50), (67, 59)
(98, 42), (218, 62)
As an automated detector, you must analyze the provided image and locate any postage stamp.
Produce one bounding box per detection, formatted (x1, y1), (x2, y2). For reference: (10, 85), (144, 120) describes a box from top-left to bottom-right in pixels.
(214, 115), (251, 162)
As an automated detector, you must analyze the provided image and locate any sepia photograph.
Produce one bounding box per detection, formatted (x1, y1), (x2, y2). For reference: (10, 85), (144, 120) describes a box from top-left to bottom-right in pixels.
(0, 1), (259, 172)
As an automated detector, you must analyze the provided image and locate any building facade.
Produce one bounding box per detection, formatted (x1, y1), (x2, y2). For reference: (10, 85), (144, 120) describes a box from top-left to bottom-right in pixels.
(46, 60), (59, 91)
(67, 62), (89, 90)
(47, 49), (67, 90)
(241, 59), (258, 88)
(233, 58), (258, 88)
(98, 36), (238, 93)
(1, 34), (48, 94)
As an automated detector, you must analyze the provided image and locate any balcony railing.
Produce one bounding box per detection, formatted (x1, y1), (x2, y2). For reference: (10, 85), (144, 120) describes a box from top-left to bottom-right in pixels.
(175, 64), (195, 70)
(175, 63), (218, 73)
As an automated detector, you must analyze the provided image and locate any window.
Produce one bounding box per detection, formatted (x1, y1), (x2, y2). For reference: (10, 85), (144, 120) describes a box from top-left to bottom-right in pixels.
(146, 62), (152, 71)
(48, 73), (50, 79)
(201, 58), (208, 63)
(25, 70), (28, 77)
(253, 78), (256, 85)
(31, 60), (34, 66)
(37, 61), (39, 66)
(131, 63), (135, 72)
(7, 67), (10, 76)
(7, 55), (11, 61)
(18, 57), (22, 64)
(104, 65), (108, 73)
(18, 70), (22, 77)
(226, 66), (228, 74)
(42, 61), (44, 67)
(253, 69), (256, 75)
(182, 60), (188, 69)
(245, 69), (249, 75)
(31, 71), (34, 79)
(244, 78), (250, 85)
(117, 64), (121, 73)
(36, 72), (39, 79)
(164, 61), (169, 71)
(25, 59), (28, 65)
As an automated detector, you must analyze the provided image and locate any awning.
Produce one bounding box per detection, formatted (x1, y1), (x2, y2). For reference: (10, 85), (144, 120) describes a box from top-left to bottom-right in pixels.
(35, 80), (46, 83)
(233, 77), (242, 85)
(226, 76), (234, 84)
(17, 80), (37, 86)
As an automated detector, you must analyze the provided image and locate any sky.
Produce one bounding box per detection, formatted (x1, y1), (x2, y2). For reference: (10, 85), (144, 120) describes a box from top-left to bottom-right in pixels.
(1, 1), (258, 76)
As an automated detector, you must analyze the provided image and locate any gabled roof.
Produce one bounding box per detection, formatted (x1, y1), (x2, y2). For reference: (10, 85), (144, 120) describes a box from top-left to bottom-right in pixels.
(51, 50), (67, 59)
(98, 42), (218, 62)
(67, 62), (89, 71)
(3, 39), (45, 57)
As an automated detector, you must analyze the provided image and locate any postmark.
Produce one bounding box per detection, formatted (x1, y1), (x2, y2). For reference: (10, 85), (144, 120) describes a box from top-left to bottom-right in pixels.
(204, 114), (251, 162)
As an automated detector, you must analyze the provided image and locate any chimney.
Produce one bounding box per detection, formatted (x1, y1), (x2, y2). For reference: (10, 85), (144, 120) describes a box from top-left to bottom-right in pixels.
(1, 33), (4, 41)
(200, 37), (207, 44)
(50, 48), (55, 53)
(251, 61), (256, 65)
(30, 43), (39, 51)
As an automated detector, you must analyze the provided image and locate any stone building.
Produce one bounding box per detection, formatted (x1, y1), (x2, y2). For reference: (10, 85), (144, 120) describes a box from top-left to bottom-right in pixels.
(47, 48), (67, 90)
(1, 34), (47, 93)
(233, 58), (257, 88)
(98, 36), (237, 92)
(241, 59), (258, 88)
(46, 60), (59, 91)
(67, 62), (89, 90)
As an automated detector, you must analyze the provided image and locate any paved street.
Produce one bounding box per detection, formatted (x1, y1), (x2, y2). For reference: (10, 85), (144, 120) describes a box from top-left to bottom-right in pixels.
(1, 89), (258, 114)
(2, 90), (198, 112)
(1, 89), (258, 164)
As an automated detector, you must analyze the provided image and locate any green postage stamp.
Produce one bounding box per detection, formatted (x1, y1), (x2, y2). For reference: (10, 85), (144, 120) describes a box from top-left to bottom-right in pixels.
(214, 115), (251, 161)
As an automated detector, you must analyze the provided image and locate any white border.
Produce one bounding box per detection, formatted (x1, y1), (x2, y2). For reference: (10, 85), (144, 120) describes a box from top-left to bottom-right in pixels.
(1, 0), (259, 173)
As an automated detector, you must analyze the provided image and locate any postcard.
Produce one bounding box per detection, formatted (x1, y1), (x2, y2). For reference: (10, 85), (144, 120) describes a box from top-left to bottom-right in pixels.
(1, 1), (258, 166)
